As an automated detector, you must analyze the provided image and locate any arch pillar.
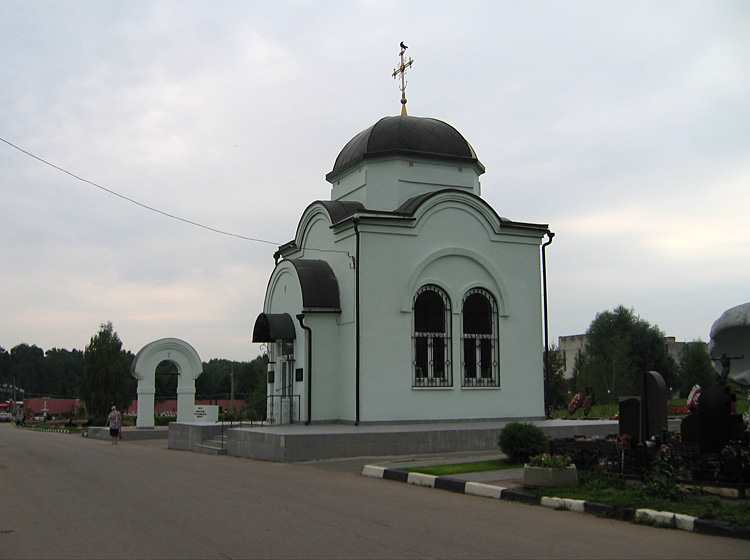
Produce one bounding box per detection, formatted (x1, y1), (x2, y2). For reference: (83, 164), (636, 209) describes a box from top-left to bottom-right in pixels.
(130, 338), (203, 428)
(176, 385), (197, 423)
(136, 384), (156, 428)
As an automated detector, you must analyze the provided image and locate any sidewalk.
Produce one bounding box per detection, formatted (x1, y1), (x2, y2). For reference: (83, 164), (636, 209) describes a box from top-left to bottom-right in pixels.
(375, 453), (525, 487)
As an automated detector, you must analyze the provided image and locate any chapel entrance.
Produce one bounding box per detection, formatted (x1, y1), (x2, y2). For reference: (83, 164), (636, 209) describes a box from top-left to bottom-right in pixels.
(275, 340), (296, 424)
(251, 312), (299, 425)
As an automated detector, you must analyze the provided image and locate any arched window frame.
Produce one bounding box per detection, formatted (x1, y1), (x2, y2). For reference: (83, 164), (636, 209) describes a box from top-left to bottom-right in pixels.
(461, 288), (499, 387)
(412, 285), (452, 388)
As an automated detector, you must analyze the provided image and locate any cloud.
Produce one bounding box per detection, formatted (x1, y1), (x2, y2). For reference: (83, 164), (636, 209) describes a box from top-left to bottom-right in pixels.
(1, 1), (748, 361)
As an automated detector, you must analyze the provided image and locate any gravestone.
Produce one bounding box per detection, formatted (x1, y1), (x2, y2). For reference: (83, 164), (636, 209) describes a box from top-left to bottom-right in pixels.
(618, 396), (642, 442)
(619, 371), (667, 444)
(634, 371), (668, 441)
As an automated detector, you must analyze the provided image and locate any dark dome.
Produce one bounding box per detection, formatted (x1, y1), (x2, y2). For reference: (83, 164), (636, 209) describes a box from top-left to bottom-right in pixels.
(326, 115), (484, 181)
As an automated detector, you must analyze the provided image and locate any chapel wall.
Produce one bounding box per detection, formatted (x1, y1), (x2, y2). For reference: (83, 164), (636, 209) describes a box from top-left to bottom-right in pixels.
(355, 203), (546, 422)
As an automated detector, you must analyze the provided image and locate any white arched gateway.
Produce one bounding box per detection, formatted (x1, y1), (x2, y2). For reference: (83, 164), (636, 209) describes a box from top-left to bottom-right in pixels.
(130, 338), (203, 428)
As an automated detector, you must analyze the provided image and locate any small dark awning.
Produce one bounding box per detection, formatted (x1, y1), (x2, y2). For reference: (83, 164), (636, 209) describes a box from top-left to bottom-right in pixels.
(252, 313), (296, 343)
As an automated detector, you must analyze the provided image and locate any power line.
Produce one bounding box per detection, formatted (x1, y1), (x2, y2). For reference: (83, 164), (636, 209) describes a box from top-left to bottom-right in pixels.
(0, 136), (280, 246)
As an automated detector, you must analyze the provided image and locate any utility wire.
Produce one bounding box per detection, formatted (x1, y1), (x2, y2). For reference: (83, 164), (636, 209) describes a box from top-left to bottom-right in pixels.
(0, 136), (280, 246)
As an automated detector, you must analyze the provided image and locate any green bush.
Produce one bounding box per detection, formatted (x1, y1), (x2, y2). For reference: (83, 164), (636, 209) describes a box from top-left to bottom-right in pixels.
(154, 415), (176, 426)
(498, 422), (548, 463)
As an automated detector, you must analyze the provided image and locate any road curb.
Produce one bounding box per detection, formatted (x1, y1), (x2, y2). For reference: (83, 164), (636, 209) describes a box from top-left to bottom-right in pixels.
(362, 465), (750, 540)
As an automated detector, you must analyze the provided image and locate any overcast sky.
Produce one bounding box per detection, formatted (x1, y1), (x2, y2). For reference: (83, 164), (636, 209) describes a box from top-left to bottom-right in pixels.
(2, 1), (748, 362)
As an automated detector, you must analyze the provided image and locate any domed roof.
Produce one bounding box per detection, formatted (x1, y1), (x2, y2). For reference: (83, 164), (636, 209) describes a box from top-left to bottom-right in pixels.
(326, 115), (484, 181)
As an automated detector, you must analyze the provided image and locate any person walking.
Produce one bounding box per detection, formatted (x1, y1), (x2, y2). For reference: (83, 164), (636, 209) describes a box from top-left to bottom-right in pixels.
(106, 405), (122, 445)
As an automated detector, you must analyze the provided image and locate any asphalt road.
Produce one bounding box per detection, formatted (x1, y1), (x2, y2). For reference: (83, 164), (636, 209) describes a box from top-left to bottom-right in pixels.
(1, 424), (749, 559)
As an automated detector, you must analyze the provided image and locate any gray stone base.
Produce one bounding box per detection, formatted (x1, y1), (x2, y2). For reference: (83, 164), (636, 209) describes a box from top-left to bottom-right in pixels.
(169, 418), (618, 462)
(523, 465), (578, 488)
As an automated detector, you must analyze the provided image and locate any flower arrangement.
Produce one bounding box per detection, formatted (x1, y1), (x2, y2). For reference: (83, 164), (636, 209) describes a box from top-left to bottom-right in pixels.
(527, 453), (572, 469)
(667, 405), (689, 416)
(722, 441), (749, 463)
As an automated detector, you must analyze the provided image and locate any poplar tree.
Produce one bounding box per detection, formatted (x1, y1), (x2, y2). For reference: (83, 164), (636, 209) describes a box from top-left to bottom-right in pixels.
(80, 322), (134, 419)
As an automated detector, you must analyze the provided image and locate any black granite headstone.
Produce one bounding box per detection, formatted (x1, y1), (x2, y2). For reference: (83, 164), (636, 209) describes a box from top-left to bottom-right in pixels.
(619, 396), (642, 442)
(634, 371), (667, 441)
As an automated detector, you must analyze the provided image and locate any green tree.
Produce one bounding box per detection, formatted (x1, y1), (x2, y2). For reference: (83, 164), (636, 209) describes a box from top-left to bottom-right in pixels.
(10, 343), (45, 396)
(43, 348), (84, 397)
(244, 355), (268, 410)
(0, 346), (10, 384)
(0, 346), (12, 402)
(79, 322), (135, 419)
(155, 359), (179, 401)
(195, 356), (267, 412)
(678, 341), (719, 397)
(197, 359), (234, 401)
(546, 344), (568, 410)
(575, 306), (676, 405)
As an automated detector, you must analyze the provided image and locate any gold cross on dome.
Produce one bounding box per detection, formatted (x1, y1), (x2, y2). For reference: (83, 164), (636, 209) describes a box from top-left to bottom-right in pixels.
(392, 42), (414, 115)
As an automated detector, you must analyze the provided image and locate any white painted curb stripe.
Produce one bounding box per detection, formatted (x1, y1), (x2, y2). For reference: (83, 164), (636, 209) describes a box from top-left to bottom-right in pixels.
(675, 513), (696, 532)
(465, 482), (504, 499)
(362, 465), (386, 478)
(636, 508), (676, 527)
(541, 496), (565, 509)
(563, 499), (585, 513)
(408, 472), (436, 487)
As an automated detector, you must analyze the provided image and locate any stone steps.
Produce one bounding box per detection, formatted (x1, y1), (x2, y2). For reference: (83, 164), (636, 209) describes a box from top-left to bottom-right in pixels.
(195, 435), (228, 455)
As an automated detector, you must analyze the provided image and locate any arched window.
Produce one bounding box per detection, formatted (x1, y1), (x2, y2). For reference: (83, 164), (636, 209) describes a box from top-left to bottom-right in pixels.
(461, 289), (499, 387)
(412, 285), (452, 387)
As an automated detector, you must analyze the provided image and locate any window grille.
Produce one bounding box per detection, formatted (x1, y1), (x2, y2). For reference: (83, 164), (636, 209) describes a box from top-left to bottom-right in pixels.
(412, 285), (452, 388)
(461, 289), (499, 387)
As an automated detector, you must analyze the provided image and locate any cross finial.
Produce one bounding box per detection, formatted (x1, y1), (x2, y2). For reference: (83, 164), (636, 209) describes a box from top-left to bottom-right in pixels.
(392, 42), (414, 115)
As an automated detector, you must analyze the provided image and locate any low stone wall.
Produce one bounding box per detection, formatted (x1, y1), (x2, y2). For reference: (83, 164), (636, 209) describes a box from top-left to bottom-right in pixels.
(87, 427), (169, 441)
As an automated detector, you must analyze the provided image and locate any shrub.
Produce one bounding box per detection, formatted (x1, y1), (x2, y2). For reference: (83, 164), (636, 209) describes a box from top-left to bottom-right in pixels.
(154, 415), (176, 426)
(498, 422), (548, 463)
(640, 443), (684, 501)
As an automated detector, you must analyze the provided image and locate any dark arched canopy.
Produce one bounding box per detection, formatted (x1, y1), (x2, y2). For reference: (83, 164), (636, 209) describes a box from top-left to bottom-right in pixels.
(252, 313), (296, 343)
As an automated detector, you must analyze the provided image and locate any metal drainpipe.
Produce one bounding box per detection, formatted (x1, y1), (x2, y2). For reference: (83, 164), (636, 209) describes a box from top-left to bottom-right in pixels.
(296, 314), (312, 425)
(353, 218), (361, 425)
(541, 231), (555, 418)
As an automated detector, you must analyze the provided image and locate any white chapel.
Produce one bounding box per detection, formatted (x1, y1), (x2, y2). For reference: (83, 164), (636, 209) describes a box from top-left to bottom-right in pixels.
(252, 106), (552, 424)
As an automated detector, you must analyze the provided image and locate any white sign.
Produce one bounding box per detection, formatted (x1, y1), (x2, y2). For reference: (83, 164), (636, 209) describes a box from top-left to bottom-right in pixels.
(194, 405), (219, 423)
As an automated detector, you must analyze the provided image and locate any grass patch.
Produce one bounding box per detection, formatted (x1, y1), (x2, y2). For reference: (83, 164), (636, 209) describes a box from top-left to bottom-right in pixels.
(405, 461), (750, 527)
(404, 459), (522, 477)
(551, 396), (749, 419)
(524, 471), (750, 527)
